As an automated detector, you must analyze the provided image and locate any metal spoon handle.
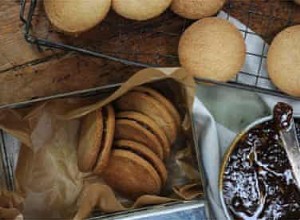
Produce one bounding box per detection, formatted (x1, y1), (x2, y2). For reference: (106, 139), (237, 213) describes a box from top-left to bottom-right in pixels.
(274, 102), (300, 190)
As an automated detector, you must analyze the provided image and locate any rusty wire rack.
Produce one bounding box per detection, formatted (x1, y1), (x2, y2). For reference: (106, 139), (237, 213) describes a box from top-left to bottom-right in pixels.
(19, 0), (300, 99)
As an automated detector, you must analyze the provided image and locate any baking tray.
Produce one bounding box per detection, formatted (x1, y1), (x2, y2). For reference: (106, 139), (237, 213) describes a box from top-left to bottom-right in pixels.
(19, 0), (300, 99)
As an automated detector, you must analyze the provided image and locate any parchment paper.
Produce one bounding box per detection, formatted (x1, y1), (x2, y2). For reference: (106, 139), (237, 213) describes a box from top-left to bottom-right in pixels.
(0, 68), (203, 219)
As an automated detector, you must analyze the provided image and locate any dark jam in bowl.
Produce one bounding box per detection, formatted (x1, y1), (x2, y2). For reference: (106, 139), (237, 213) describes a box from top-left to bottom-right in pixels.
(222, 119), (300, 220)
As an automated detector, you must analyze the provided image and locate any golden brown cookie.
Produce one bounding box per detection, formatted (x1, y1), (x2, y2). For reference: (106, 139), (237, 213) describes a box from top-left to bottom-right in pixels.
(115, 117), (164, 159)
(178, 17), (246, 82)
(103, 140), (167, 199)
(44, 0), (111, 35)
(267, 25), (300, 97)
(77, 105), (115, 174)
(112, 0), (172, 21)
(93, 105), (115, 175)
(171, 0), (225, 19)
(133, 87), (181, 128)
(294, 0), (300, 5)
(77, 109), (103, 172)
(115, 90), (178, 144)
(115, 140), (167, 184)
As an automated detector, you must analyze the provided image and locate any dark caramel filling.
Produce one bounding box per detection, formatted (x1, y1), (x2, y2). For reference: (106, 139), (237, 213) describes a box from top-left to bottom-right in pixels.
(222, 120), (300, 219)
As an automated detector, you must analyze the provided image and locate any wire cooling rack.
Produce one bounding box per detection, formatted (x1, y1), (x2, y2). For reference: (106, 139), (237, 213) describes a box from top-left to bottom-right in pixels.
(20, 0), (300, 98)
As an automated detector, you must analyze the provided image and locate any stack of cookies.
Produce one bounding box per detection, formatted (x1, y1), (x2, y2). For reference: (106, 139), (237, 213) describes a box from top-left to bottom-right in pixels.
(77, 86), (181, 199)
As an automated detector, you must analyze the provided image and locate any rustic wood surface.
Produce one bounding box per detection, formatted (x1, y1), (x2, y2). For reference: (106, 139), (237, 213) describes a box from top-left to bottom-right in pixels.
(0, 0), (299, 106)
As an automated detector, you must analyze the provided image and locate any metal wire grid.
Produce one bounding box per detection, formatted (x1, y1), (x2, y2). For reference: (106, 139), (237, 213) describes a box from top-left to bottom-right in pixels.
(19, 0), (300, 98)
(0, 131), (16, 192)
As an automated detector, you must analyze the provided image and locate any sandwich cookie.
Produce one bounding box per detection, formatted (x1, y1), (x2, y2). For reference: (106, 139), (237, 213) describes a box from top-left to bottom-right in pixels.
(77, 105), (115, 174)
(133, 87), (181, 128)
(115, 87), (179, 144)
(112, 0), (172, 21)
(178, 17), (246, 82)
(116, 111), (170, 159)
(103, 140), (167, 199)
(44, 0), (111, 35)
(267, 25), (300, 97)
(171, 0), (225, 20)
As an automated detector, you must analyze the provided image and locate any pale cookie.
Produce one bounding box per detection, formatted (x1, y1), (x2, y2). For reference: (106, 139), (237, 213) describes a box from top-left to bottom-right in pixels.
(44, 0), (111, 35)
(112, 0), (172, 21)
(267, 25), (300, 97)
(171, 0), (226, 19)
(178, 17), (246, 82)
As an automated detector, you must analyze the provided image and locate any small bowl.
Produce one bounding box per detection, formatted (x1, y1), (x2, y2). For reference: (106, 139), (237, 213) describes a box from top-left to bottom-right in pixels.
(218, 115), (300, 219)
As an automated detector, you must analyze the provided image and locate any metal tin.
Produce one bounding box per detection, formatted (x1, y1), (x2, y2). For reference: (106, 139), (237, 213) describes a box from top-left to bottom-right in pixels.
(0, 80), (208, 219)
(91, 200), (209, 220)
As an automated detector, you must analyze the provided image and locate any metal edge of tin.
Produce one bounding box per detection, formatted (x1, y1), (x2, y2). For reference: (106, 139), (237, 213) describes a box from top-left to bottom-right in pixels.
(217, 115), (300, 219)
(90, 200), (208, 220)
(190, 109), (211, 219)
(0, 83), (123, 110)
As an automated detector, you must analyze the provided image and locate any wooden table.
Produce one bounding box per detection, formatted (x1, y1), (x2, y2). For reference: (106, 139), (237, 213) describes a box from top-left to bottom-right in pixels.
(0, 0), (299, 106)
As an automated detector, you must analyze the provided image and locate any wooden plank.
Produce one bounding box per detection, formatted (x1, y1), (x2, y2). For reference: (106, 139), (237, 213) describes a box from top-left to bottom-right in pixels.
(0, 54), (140, 105)
(0, 0), (57, 72)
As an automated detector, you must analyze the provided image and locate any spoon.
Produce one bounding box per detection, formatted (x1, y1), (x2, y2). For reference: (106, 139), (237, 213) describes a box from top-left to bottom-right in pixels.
(273, 102), (300, 190)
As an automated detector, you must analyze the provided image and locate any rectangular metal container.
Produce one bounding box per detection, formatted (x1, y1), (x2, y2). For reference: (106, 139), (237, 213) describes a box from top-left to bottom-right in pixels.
(0, 80), (209, 219)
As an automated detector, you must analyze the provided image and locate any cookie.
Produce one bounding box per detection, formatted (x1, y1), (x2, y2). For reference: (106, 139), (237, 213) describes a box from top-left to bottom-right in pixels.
(77, 105), (115, 174)
(115, 89), (178, 144)
(178, 17), (246, 82)
(116, 111), (170, 158)
(112, 0), (172, 21)
(133, 87), (181, 128)
(44, 0), (111, 35)
(295, 0), (300, 5)
(77, 109), (103, 172)
(115, 140), (167, 184)
(103, 140), (167, 199)
(171, 0), (225, 19)
(267, 25), (300, 97)
(93, 105), (115, 175)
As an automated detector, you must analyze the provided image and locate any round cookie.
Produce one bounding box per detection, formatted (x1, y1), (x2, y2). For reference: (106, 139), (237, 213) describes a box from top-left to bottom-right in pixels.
(77, 109), (103, 172)
(114, 140), (167, 184)
(133, 87), (181, 128)
(93, 105), (115, 175)
(115, 91), (178, 144)
(44, 0), (111, 35)
(267, 25), (300, 97)
(115, 118), (164, 159)
(77, 105), (115, 174)
(294, 0), (300, 5)
(178, 17), (246, 82)
(171, 0), (225, 20)
(117, 111), (170, 158)
(112, 0), (172, 21)
(103, 150), (162, 199)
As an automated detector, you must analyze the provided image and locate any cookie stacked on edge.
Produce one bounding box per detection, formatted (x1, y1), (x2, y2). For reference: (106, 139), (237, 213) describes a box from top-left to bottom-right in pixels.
(77, 87), (181, 199)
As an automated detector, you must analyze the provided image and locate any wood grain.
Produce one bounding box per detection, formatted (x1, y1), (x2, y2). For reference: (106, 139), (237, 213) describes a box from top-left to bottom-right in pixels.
(0, 0), (57, 72)
(0, 54), (139, 105)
